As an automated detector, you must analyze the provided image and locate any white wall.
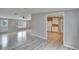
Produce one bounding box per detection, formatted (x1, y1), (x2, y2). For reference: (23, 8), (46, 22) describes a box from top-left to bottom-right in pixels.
(8, 19), (18, 33)
(26, 20), (31, 29)
(64, 9), (79, 49)
(31, 13), (47, 39)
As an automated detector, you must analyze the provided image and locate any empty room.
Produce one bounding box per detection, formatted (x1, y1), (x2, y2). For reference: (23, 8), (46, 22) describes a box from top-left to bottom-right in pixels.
(0, 8), (79, 50)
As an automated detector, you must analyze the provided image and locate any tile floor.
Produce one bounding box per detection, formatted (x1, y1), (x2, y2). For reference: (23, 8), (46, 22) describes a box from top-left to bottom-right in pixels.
(0, 30), (72, 50)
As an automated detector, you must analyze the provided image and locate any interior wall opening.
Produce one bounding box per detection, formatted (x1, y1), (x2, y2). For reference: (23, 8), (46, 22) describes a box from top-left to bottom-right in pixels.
(47, 12), (64, 45)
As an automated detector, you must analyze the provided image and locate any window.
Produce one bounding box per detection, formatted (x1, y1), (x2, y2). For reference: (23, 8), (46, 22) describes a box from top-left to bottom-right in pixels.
(18, 20), (26, 29)
(0, 19), (8, 32)
(1, 20), (8, 27)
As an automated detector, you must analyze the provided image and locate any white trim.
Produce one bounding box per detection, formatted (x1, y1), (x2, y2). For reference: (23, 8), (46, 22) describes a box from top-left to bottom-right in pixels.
(64, 44), (78, 50)
(45, 15), (48, 40)
(46, 12), (64, 42)
(31, 33), (47, 40)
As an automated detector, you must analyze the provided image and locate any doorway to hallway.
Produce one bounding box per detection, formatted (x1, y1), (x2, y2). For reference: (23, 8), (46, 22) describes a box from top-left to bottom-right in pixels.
(47, 12), (63, 45)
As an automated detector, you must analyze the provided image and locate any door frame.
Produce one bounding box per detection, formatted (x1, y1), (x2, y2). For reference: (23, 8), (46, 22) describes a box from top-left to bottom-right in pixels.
(46, 12), (64, 44)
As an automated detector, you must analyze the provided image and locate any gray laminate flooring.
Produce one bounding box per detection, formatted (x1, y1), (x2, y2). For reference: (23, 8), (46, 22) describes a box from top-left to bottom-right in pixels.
(0, 30), (72, 50)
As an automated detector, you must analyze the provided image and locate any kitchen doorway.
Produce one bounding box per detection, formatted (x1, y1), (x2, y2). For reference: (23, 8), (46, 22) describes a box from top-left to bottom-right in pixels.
(47, 12), (64, 45)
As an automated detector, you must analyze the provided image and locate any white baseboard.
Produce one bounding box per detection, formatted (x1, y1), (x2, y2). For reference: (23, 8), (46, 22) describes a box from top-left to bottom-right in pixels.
(64, 44), (78, 50)
(31, 33), (47, 40)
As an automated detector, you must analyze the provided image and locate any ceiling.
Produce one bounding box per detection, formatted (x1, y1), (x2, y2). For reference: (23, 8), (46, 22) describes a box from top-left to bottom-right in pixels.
(0, 8), (77, 14)
(24, 8), (77, 14)
(0, 8), (77, 19)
